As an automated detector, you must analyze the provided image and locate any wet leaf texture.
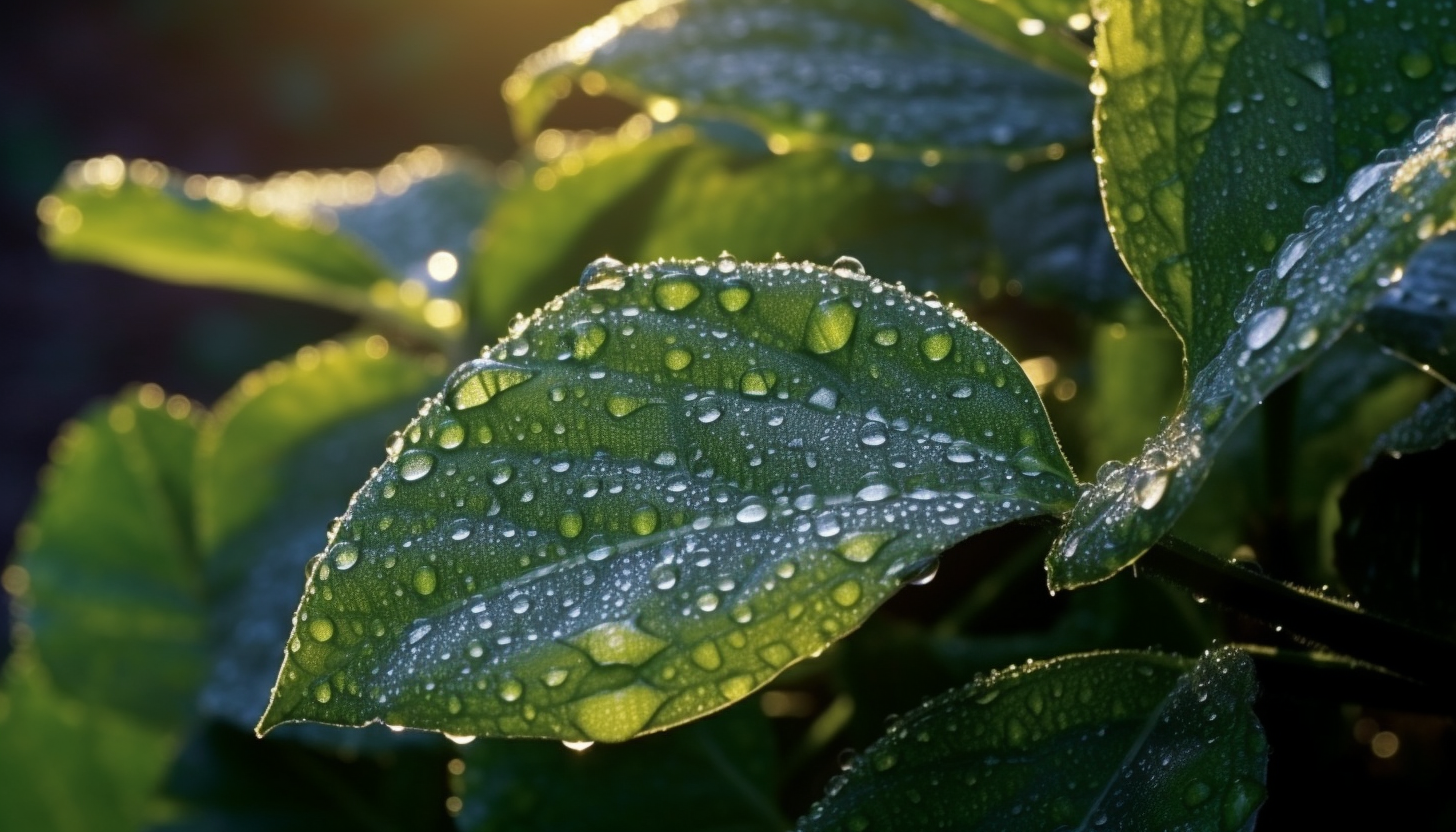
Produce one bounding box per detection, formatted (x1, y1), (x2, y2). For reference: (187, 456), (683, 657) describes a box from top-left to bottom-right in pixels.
(260, 257), (1076, 741)
(798, 647), (1267, 832)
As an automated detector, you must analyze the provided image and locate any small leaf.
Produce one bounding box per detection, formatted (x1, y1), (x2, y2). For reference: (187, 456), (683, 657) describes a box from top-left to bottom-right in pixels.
(1368, 386), (1456, 460)
(1336, 441), (1456, 638)
(1362, 233), (1456, 386)
(455, 703), (780, 832)
(0, 658), (176, 832)
(505, 0), (1090, 156)
(908, 0), (1091, 79)
(13, 386), (207, 728)
(195, 339), (444, 744)
(797, 647), (1267, 832)
(1051, 105), (1456, 589)
(39, 147), (491, 337)
(259, 258), (1076, 741)
(1093, 0), (1456, 374)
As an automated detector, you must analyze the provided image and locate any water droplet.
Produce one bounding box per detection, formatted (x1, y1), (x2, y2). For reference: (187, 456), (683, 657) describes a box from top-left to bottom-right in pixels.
(512, 597), (532, 614)
(946, 441), (977, 464)
(873, 327), (899, 346)
(399, 449), (435, 481)
(437, 420), (465, 450)
(664, 347), (693, 371)
(1345, 161), (1397, 202)
(571, 685), (668, 742)
(413, 565), (438, 595)
(491, 463), (514, 485)
(408, 622), (432, 644)
(836, 532), (893, 563)
(807, 387), (839, 411)
(308, 616), (335, 642)
(1401, 49), (1435, 79)
(717, 281), (752, 312)
(1275, 234), (1311, 279)
(580, 256), (625, 290)
(571, 321), (608, 360)
(805, 299), (858, 354)
(814, 512), (842, 537)
(831, 580), (863, 607)
(855, 482), (896, 502)
(1295, 60), (1332, 90)
(559, 510), (584, 539)
(314, 682), (333, 703)
(716, 252), (738, 273)
(736, 503), (768, 523)
(859, 422), (887, 446)
(570, 620), (668, 666)
(607, 395), (647, 417)
(651, 563), (679, 590)
(631, 505), (660, 535)
(696, 592), (720, 612)
(920, 330), (953, 362)
(906, 558), (940, 586)
(1243, 306), (1288, 350)
(740, 368), (777, 397)
(831, 255), (866, 277)
(543, 668), (570, 687)
(691, 641), (723, 670)
(1296, 327), (1319, 350)
(332, 542), (359, 570)
(499, 678), (524, 702)
(654, 278), (701, 311)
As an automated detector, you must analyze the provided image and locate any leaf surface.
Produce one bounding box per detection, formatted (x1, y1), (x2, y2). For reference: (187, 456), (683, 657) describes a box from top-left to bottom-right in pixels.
(260, 258), (1076, 741)
(1362, 233), (1456, 385)
(796, 647), (1267, 832)
(1369, 385), (1456, 459)
(13, 387), (207, 728)
(1051, 106), (1456, 588)
(1093, 0), (1456, 374)
(40, 148), (490, 337)
(907, 0), (1091, 78)
(505, 0), (1090, 156)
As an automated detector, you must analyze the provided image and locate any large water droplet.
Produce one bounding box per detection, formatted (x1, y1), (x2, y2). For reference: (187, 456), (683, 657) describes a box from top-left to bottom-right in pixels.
(716, 252), (738, 273)
(437, 420), (465, 450)
(736, 503), (768, 523)
(1243, 307), (1288, 350)
(664, 347), (693, 371)
(413, 565), (438, 595)
(717, 281), (752, 312)
(859, 422), (887, 447)
(308, 616), (335, 642)
(831, 255), (867, 277)
(651, 563), (679, 590)
(831, 580), (863, 607)
(331, 542), (359, 570)
(571, 321), (608, 360)
(740, 368), (777, 397)
(558, 510), (584, 539)
(399, 449), (435, 481)
(836, 531), (893, 563)
(1135, 471), (1169, 510)
(570, 620), (668, 666)
(806, 299), (858, 354)
(654, 278), (701, 311)
(571, 685), (668, 743)
(580, 256), (625, 290)
(631, 505), (659, 535)
(920, 330), (953, 362)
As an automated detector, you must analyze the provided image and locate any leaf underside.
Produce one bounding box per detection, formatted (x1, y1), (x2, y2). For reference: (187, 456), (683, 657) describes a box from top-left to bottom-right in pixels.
(260, 257), (1075, 742)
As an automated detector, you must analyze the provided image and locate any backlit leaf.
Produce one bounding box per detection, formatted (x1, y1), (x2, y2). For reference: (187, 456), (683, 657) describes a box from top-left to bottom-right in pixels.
(1362, 233), (1456, 386)
(1093, 0), (1456, 374)
(259, 258), (1076, 741)
(907, 0), (1091, 78)
(505, 0), (1090, 157)
(12, 387), (207, 729)
(1368, 386), (1456, 460)
(797, 647), (1267, 832)
(1051, 105), (1456, 589)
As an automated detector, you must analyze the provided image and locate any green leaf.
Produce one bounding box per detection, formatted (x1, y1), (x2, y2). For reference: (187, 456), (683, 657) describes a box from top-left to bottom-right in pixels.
(0, 658), (177, 832)
(504, 0), (1090, 156)
(195, 339), (444, 743)
(796, 647), (1267, 832)
(1093, 0), (1456, 375)
(908, 0), (1091, 79)
(455, 703), (781, 832)
(40, 147), (491, 338)
(1050, 105), (1456, 589)
(259, 258), (1077, 741)
(1362, 233), (1456, 385)
(12, 387), (207, 729)
(1335, 440), (1456, 638)
(473, 131), (989, 336)
(1368, 385), (1456, 459)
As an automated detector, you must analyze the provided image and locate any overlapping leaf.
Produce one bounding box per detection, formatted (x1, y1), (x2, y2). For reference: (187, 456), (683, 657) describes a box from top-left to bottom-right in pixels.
(1368, 386), (1456, 460)
(908, 0), (1091, 78)
(259, 258), (1076, 741)
(504, 0), (1090, 157)
(1094, 0), (1456, 374)
(1362, 233), (1456, 385)
(11, 387), (207, 728)
(39, 147), (491, 337)
(797, 647), (1266, 832)
(1051, 106), (1456, 588)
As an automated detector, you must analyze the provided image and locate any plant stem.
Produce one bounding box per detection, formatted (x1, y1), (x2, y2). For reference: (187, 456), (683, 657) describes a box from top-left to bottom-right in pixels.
(1136, 536), (1456, 692)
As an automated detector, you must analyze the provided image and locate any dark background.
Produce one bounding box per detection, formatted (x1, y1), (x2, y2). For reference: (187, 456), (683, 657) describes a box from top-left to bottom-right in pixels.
(0, 0), (625, 574)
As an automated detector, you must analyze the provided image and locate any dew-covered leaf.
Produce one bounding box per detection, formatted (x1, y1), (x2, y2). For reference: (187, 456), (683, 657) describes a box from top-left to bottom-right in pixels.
(505, 0), (1090, 157)
(456, 703), (780, 832)
(39, 147), (491, 337)
(259, 258), (1077, 741)
(1335, 441), (1456, 638)
(797, 647), (1267, 832)
(473, 130), (988, 335)
(0, 658), (176, 832)
(195, 339), (444, 745)
(1094, 0), (1456, 375)
(907, 0), (1091, 79)
(1050, 105), (1456, 589)
(1369, 386), (1456, 459)
(154, 721), (453, 832)
(12, 387), (207, 729)
(1362, 232), (1456, 385)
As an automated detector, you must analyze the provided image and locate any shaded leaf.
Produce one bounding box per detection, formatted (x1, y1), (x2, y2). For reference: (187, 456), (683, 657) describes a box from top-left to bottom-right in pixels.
(1050, 106), (1456, 588)
(0, 658), (176, 832)
(1335, 441), (1456, 637)
(1362, 232), (1456, 385)
(456, 702), (780, 832)
(151, 721), (452, 832)
(12, 387), (207, 728)
(908, 0), (1091, 78)
(797, 647), (1267, 832)
(39, 148), (490, 338)
(1093, 0), (1456, 374)
(195, 339), (444, 745)
(260, 258), (1076, 741)
(505, 0), (1090, 156)
(1368, 385), (1456, 460)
